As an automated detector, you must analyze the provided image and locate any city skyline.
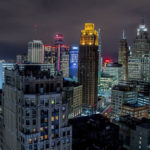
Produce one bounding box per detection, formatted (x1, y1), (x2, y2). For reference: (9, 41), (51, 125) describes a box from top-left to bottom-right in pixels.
(0, 0), (150, 61)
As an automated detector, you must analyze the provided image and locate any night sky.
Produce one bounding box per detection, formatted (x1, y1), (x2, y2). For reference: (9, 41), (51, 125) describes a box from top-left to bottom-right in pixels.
(0, 0), (150, 61)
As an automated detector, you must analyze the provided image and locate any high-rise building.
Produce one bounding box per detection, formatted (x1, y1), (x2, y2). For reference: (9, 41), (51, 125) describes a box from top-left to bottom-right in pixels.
(132, 19), (150, 57)
(98, 29), (103, 96)
(78, 23), (98, 107)
(118, 31), (129, 80)
(2, 65), (72, 150)
(28, 40), (44, 63)
(54, 34), (70, 78)
(69, 45), (79, 81)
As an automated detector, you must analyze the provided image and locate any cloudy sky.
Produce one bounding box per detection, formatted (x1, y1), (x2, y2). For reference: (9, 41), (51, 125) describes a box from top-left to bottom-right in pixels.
(0, 0), (150, 60)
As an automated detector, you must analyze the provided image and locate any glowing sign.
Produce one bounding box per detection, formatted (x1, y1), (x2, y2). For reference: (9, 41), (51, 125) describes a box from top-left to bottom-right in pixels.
(72, 46), (78, 50)
(54, 34), (64, 40)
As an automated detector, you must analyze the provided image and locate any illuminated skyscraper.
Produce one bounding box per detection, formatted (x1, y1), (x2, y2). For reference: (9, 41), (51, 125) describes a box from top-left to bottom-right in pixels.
(54, 34), (70, 78)
(132, 18), (150, 57)
(78, 23), (98, 107)
(69, 45), (79, 81)
(28, 40), (44, 63)
(128, 19), (150, 82)
(98, 28), (103, 96)
(118, 30), (129, 80)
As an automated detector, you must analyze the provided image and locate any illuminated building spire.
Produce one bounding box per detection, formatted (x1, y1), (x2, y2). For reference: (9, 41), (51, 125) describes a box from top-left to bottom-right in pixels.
(122, 30), (126, 39)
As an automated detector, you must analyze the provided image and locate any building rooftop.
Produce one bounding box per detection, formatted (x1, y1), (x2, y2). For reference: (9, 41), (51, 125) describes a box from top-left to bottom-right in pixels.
(63, 79), (81, 87)
(123, 103), (147, 108)
(112, 85), (135, 91)
(116, 115), (150, 130)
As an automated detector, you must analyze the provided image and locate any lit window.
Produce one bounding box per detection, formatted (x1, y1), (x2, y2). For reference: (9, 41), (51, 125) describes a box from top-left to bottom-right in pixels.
(62, 106), (66, 111)
(40, 127), (44, 132)
(62, 114), (65, 119)
(51, 134), (55, 139)
(66, 137), (70, 143)
(33, 128), (36, 133)
(51, 99), (55, 105)
(56, 116), (59, 120)
(45, 135), (48, 140)
(28, 138), (32, 144)
(40, 136), (44, 141)
(51, 116), (54, 121)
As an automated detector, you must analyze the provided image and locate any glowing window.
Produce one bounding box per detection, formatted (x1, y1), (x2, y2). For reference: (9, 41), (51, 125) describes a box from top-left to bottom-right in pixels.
(40, 136), (44, 141)
(33, 128), (36, 133)
(51, 116), (54, 121)
(40, 127), (44, 132)
(28, 138), (32, 144)
(51, 99), (55, 105)
(56, 116), (59, 120)
(62, 115), (65, 119)
(45, 135), (48, 140)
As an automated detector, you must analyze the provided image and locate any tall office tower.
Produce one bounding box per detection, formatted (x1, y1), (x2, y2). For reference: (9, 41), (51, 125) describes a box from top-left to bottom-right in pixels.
(98, 29), (103, 96)
(132, 18), (150, 57)
(69, 45), (79, 81)
(54, 34), (70, 78)
(2, 65), (72, 150)
(78, 23), (98, 107)
(28, 40), (44, 63)
(118, 31), (129, 80)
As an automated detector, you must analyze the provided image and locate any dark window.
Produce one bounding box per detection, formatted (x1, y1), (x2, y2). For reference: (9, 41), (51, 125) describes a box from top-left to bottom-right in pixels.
(33, 120), (36, 125)
(26, 120), (30, 125)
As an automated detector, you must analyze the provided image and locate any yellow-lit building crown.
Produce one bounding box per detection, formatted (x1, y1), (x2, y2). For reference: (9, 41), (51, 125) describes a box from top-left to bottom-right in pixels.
(80, 23), (98, 46)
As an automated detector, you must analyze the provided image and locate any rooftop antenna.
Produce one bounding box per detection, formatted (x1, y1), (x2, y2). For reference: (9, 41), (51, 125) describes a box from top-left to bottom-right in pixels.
(122, 30), (126, 39)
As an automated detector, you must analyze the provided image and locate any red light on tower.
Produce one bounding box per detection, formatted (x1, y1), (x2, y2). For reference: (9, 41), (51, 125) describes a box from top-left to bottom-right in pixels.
(104, 58), (112, 64)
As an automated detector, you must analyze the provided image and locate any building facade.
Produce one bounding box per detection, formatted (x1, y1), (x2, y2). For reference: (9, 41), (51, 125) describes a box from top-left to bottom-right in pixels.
(118, 31), (129, 80)
(111, 85), (137, 117)
(69, 45), (79, 82)
(78, 23), (98, 107)
(2, 65), (72, 150)
(28, 40), (44, 64)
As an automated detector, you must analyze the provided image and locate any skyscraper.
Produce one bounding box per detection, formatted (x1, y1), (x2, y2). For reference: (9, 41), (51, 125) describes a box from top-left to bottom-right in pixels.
(118, 31), (129, 80)
(132, 18), (150, 57)
(128, 19), (150, 82)
(2, 65), (72, 150)
(28, 40), (44, 63)
(54, 34), (70, 78)
(69, 45), (79, 81)
(98, 28), (103, 96)
(78, 23), (98, 107)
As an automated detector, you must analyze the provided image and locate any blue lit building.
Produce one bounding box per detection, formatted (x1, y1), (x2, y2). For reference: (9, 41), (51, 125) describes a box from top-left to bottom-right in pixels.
(69, 46), (79, 82)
